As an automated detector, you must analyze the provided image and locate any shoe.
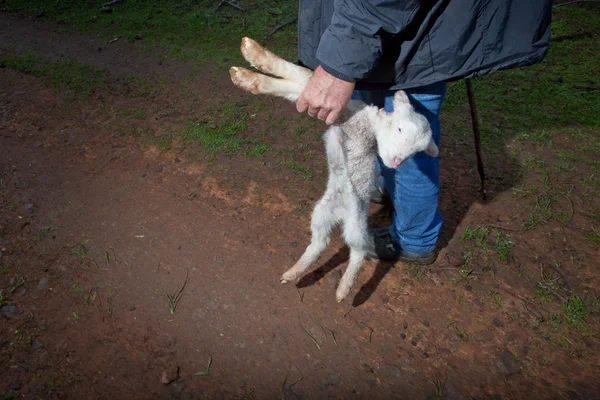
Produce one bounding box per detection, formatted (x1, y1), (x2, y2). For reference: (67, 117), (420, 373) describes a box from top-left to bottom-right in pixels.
(371, 227), (437, 265)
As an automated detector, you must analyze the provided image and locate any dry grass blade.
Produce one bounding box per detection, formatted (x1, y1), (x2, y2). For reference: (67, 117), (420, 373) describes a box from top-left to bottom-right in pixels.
(166, 268), (189, 315)
(298, 318), (321, 350)
(195, 354), (213, 376)
(321, 325), (338, 346)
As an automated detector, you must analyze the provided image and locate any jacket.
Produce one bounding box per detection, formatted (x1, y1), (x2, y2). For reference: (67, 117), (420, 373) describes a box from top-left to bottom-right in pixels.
(298, 0), (553, 90)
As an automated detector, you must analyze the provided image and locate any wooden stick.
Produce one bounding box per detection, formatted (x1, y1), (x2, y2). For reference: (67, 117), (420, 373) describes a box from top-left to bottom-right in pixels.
(264, 17), (298, 39)
(101, 0), (122, 7)
(553, 0), (600, 8)
(465, 79), (487, 200)
(553, 29), (592, 42)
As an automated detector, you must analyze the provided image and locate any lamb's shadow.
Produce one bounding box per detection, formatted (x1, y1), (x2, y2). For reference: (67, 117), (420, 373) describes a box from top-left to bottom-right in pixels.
(296, 246), (349, 289)
(293, 243), (393, 307)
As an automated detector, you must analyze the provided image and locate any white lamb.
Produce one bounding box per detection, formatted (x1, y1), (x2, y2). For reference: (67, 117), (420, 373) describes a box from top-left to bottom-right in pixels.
(230, 37), (438, 302)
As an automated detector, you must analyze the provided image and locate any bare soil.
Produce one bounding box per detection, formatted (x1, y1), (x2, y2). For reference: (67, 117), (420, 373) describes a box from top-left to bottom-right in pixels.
(1, 13), (599, 400)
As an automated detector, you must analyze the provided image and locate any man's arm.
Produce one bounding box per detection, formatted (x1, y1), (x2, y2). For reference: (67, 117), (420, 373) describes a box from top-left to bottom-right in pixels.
(297, 0), (423, 125)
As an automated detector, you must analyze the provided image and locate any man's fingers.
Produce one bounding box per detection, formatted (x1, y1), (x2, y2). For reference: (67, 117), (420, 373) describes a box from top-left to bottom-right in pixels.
(325, 109), (340, 125)
(308, 107), (319, 118)
(296, 96), (308, 113)
(317, 108), (330, 121)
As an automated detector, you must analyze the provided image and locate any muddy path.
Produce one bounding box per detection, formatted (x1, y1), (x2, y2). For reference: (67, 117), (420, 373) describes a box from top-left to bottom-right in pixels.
(1, 12), (599, 400)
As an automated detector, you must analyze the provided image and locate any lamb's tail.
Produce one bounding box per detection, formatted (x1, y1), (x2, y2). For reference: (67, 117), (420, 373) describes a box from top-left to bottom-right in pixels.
(229, 37), (313, 103)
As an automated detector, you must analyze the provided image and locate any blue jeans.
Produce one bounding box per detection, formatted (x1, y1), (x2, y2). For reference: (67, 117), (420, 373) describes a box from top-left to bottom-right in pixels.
(352, 82), (446, 253)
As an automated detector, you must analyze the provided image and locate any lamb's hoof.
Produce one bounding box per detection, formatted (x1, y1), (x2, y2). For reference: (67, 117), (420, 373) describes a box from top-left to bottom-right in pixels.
(240, 37), (265, 67)
(229, 66), (260, 94)
(280, 279), (288, 284)
(335, 286), (350, 303)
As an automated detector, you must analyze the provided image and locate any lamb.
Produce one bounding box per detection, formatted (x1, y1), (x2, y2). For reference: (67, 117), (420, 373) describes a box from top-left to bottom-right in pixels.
(229, 37), (438, 302)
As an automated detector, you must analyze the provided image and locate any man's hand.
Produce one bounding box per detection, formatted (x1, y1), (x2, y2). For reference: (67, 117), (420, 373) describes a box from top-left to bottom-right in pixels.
(296, 66), (355, 125)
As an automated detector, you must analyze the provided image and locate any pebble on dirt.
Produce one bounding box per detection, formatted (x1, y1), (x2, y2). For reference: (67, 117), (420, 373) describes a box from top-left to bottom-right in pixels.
(496, 349), (521, 376)
(23, 202), (35, 213)
(161, 366), (180, 384)
(37, 277), (49, 291)
(492, 317), (505, 328)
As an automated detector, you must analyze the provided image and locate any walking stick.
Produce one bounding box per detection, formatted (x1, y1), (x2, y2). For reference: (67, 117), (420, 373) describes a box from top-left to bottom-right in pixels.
(465, 79), (487, 201)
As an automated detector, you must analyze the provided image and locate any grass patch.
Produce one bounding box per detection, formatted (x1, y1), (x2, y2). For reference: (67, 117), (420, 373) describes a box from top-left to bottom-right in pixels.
(562, 296), (591, 333)
(182, 102), (250, 157)
(0, 54), (110, 96)
(3, 0), (299, 70)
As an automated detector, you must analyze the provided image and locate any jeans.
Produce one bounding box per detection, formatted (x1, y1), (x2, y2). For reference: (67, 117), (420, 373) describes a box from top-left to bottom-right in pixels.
(351, 82), (446, 253)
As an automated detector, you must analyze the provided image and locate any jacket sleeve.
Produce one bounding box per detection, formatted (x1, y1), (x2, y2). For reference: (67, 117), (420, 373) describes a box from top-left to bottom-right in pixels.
(316, 0), (423, 82)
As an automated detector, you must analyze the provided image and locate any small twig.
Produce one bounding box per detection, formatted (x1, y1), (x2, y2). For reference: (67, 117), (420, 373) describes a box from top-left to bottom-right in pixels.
(537, 281), (566, 303)
(552, 29), (592, 42)
(488, 224), (518, 232)
(296, 288), (304, 303)
(264, 17), (298, 39)
(239, 16), (246, 30)
(214, 0), (242, 12)
(572, 84), (600, 92)
(101, 0), (122, 7)
(553, 0), (600, 8)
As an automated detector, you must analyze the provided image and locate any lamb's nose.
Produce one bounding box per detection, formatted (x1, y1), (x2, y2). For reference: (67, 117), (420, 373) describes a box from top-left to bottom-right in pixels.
(392, 156), (400, 168)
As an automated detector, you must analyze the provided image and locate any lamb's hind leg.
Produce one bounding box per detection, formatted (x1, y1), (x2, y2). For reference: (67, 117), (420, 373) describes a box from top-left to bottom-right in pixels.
(240, 37), (313, 86)
(281, 194), (338, 283)
(336, 200), (374, 302)
(229, 67), (304, 103)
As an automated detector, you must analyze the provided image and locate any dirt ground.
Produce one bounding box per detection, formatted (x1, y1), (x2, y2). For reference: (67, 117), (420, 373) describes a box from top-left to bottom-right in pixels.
(1, 13), (599, 400)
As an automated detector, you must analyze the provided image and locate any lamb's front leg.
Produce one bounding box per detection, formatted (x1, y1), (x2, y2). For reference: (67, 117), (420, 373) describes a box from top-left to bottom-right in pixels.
(336, 200), (374, 302)
(281, 193), (337, 283)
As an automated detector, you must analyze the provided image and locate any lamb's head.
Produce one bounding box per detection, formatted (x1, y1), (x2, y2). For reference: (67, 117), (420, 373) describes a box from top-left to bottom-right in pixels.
(374, 91), (438, 169)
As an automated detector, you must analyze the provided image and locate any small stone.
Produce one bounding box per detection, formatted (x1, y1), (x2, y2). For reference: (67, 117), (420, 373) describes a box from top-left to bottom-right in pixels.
(23, 203), (35, 213)
(422, 352), (429, 358)
(161, 366), (179, 384)
(37, 277), (49, 291)
(1, 303), (17, 317)
(34, 141), (43, 148)
(380, 294), (389, 304)
(135, 34), (142, 40)
(31, 339), (43, 350)
(209, 123), (217, 129)
(129, 306), (136, 311)
(496, 350), (521, 376)
(492, 318), (505, 328)
(289, 242), (298, 248)
(423, 321), (430, 327)
(447, 253), (464, 267)
(400, 333), (406, 340)
(411, 340), (417, 346)
(214, 258), (225, 266)
(403, 321), (408, 329)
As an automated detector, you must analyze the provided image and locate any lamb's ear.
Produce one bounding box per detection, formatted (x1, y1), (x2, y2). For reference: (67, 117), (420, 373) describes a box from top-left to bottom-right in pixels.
(424, 139), (439, 157)
(393, 90), (411, 112)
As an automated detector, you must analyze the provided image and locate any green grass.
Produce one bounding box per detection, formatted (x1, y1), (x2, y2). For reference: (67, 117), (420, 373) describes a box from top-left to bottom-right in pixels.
(562, 296), (591, 333)
(3, 0), (299, 69)
(0, 54), (110, 95)
(182, 102), (249, 156)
